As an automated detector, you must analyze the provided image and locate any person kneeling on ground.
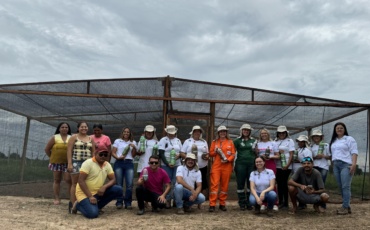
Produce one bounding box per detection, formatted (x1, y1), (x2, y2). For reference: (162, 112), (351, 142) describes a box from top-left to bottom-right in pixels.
(288, 157), (329, 214)
(249, 156), (277, 217)
(72, 150), (123, 218)
(136, 155), (171, 215)
(174, 153), (206, 214)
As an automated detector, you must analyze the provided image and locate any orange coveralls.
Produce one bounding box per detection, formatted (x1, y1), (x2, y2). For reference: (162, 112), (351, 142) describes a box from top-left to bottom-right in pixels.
(209, 139), (236, 206)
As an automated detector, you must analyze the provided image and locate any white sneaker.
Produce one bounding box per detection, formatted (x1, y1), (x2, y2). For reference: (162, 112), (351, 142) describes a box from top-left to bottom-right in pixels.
(260, 205), (266, 211)
(273, 205), (279, 211)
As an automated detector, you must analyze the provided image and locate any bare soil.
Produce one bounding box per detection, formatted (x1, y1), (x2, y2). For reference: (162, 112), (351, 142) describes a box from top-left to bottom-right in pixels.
(0, 182), (369, 230)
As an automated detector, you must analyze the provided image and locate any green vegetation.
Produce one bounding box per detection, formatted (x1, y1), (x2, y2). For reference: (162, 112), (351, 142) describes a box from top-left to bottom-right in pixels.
(0, 158), (52, 183)
(325, 172), (370, 199)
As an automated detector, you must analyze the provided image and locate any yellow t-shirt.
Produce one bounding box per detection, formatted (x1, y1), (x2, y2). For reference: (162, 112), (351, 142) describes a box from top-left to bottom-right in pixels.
(50, 134), (70, 164)
(75, 158), (114, 202)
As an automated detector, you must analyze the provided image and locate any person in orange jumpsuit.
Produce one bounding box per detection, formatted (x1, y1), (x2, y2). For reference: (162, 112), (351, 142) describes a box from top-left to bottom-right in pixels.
(209, 125), (236, 212)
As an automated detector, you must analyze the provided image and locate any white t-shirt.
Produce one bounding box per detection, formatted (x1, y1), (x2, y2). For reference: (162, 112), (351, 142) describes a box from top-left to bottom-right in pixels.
(311, 142), (331, 170)
(112, 139), (137, 160)
(176, 165), (202, 189)
(331, 136), (358, 164)
(137, 139), (158, 173)
(181, 138), (209, 168)
(249, 168), (275, 193)
(274, 138), (295, 169)
(159, 136), (182, 166)
(292, 147), (313, 172)
(256, 141), (278, 157)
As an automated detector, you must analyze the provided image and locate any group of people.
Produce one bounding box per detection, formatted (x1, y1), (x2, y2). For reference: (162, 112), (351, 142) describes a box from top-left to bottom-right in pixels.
(44, 121), (358, 218)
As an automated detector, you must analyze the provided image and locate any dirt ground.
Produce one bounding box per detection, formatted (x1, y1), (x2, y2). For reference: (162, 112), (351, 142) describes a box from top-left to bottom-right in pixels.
(0, 182), (370, 230)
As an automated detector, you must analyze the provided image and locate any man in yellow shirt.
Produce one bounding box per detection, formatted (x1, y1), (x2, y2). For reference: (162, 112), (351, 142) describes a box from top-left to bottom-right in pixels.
(72, 150), (122, 218)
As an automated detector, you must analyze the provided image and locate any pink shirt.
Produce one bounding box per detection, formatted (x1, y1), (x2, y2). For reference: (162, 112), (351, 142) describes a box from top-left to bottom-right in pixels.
(140, 167), (170, 195)
(90, 135), (112, 153)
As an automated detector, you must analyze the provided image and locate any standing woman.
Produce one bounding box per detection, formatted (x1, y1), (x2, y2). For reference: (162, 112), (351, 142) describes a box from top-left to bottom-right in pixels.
(209, 125), (236, 212)
(292, 135), (313, 173)
(274, 125), (294, 210)
(256, 128), (279, 211)
(233, 124), (257, 211)
(311, 130), (331, 189)
(180, 125), (209, 201)
(44, 122), (72, 205)
(111, 127), (137, 209)
(330, 122), (358, 215)
(67, 121), (95, 212)
(158, 125), (183, 208)
(90, 124), (112, 160)
(249, 157), (277, 216)
(137, 125), (158, 176)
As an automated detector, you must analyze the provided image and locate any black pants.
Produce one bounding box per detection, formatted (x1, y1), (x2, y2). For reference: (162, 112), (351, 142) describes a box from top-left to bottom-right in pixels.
(276, 168), (291, 206)
(136, 186), (166, 210)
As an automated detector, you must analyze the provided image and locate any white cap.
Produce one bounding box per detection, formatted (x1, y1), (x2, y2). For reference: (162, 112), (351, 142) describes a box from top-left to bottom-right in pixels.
(189, 125), (203, 135)
(165, 125), (178, 134)
(240, 123), (253, 130)
(217, 125), (228, 132)
(277, 125), (288, 132)
(310, 129), (323, 137)
(144, 125), (155, 132)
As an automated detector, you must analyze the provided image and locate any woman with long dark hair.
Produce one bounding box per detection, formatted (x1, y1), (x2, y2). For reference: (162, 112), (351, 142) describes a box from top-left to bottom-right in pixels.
(44, 122), (72, 205)
(329, 122), (358, 215)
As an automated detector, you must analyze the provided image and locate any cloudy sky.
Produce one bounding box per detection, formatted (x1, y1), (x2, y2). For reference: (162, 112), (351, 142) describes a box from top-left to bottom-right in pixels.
(1, 0), (369, 103)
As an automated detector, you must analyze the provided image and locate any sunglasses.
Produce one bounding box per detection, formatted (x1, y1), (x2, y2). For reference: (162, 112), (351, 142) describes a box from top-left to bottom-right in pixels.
(301, 157), (312, 163)
(98, 153), (108, 157)
(149, 161), (159, 165)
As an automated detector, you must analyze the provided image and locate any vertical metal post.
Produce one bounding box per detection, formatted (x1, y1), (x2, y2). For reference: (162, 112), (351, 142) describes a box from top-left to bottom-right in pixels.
(19, 117), (31, 184)
(162, 76), (170, 136)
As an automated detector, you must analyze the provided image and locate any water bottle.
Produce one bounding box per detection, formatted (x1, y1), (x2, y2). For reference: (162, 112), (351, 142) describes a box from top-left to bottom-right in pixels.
(142, 168), (149, 181)
(191, 143), (198, 157)
(152, 143), (158, 156)
(216, 148), (227, 161)
(139, 136), (146, 152)
(280, 152), (287, 167)
(293, 150), (298, 162)
(317, 141), (325, 155)
(169, 148), (176, 165)
(265, 146), (271, 158)
(122, 145), (130, 157)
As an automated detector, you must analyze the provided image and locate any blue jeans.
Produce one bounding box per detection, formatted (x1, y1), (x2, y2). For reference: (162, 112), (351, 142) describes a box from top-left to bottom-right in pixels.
(76, 185), (122, 219)
(249, 191), (277, 209)
(174, 184), (206, 208)
(114, 160), (134, 207)
(161, 165), (178, 200)
(333, 160), (353, 208)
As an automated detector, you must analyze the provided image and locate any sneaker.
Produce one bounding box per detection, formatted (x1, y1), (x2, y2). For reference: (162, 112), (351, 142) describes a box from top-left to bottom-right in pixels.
(260, 205), (266, 211)
(125, 205), (132, 210)
(177, 208), (185, 215)
(209, 206), (215, 212)
(165, 200), (171, 209)
(254, 205), (261, 215)
(69, 201), (77, 214)
(137, 209), (144, 215)
(116, 204), (123, 209)
(219, 205), (227, 211)
(273, 205), (279, 211)
(337, 207), (350, 215)
(266, 209), (273, 217)
(184, 206), (192, 213)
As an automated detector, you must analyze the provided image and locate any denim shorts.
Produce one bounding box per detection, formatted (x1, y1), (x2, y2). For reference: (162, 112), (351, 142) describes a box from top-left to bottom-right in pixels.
(71, 160), (84, 174)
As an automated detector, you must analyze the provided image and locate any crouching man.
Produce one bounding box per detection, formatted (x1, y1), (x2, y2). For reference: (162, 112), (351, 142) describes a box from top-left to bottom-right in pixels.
(73, 150), (123, 218)
(288, 157), (329, 214)
(174, 153), (206, 214)
(136, 155), (171, 215)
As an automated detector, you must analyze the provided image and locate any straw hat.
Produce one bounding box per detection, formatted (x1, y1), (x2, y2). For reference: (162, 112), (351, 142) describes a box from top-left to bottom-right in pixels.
(189, 125), (203, 135)
(144, 125), (155, 132)
(240, 124), (253, 130)
(277, 125), (288, 132)
(164, 125), (178, 134)
(310, 129), (323, 137)
(217, 125), (228, 132)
